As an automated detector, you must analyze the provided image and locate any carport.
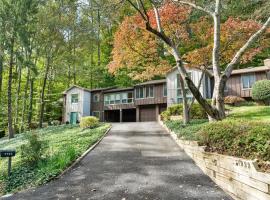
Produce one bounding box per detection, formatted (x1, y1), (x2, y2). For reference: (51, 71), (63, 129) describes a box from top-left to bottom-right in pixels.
(104, 109), (136, 122)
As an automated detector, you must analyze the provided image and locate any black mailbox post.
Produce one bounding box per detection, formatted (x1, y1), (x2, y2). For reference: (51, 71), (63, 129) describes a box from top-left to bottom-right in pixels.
(0, 149), (16, 176)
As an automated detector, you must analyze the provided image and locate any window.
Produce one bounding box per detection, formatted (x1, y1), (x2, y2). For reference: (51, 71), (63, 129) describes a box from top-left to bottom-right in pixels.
(109, 94), (115, 104)
(104, 95), (110, 105)
(127, 92), (133, 103)
(163, 84), (167, 97)
(242, 74), (255, 89)
(93, 94), (100, 102)
(115, 93), (121, 104)
(122, 93), (128, 103)
(136, 87), (144, 99)
(71, 94), (78, 103)
(146, 86), (154, 98)
(93, 111), (100, 119)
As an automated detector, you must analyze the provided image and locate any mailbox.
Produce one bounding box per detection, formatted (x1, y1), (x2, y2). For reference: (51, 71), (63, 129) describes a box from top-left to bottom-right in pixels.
(0, 149), (16, 176)
(0, 150), (16, 157)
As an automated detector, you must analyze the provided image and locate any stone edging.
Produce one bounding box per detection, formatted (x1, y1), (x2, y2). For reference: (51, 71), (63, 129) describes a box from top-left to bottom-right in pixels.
(159, 120), (270, 200)
(1, 125), (112, 199)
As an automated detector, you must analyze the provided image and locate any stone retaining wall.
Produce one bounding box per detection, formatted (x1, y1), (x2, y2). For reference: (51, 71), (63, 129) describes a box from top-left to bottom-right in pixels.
(159, 120), (270, 200)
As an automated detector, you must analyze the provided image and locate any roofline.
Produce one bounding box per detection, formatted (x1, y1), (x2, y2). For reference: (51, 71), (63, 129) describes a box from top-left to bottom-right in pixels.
(135, 79), (166, 86)
(62, 85), (91, 94)
(231, 66), (270, 75)
(103, 87), (134, 93)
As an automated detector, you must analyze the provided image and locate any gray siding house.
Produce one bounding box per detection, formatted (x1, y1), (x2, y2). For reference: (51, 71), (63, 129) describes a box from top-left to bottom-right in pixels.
(166, 67), (212, 107)
(63, 86), (91, 124)
(62, 59), (270, 123)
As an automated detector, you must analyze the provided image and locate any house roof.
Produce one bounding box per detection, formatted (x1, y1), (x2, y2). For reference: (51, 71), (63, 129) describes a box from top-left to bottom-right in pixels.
(231, 66), (270, 75)
(104, 87), (134, 93)
(166, 66), (214, 77)
(90, 86), (117, 92)
(62, 85), (92, 94)
(135, 79), (166, 86)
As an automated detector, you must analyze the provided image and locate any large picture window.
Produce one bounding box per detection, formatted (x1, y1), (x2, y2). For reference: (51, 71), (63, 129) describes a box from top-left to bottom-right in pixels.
(242, 74), (255, 89)
(71, 94), (78, 103)
(104, 92), (133, 105)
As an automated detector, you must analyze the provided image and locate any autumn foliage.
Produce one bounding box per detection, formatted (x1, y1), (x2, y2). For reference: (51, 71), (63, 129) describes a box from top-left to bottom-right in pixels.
(185, 17), (270, 67)
(109, 3), (191, 81)
(110, 3), (270, 80)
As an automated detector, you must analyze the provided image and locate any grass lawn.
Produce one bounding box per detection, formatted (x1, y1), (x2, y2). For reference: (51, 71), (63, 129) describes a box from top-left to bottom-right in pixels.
(227, 105), (270, 122)
(0, 123), (110, 195)
(165, 104), (270, 140)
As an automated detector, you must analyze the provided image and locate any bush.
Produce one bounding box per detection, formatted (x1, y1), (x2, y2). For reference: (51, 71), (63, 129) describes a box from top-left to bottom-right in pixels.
(29, 122), (39, 130)
(21, 132), (47, 166)
(80, 116), (99, 129)
(197, 120), (270, 161)
(252, 80), (270, 105)
(0, 130), (5, 138)
(165, 119), (207, 140)
(161, 103), (207, 121)
(51, 120), (60, 126)
(224, 95), (245, 106)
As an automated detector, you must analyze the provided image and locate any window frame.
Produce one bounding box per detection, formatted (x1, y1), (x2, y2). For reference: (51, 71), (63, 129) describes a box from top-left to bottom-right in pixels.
(71, 93), (79, 104)
(163, 84), (167, 97)
(241, 73), (256, 90)
(93, 94), (100, 103)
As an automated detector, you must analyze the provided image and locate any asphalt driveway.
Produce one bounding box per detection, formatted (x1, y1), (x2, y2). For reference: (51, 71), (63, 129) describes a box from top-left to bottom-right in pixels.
(3, 122), (232, 200)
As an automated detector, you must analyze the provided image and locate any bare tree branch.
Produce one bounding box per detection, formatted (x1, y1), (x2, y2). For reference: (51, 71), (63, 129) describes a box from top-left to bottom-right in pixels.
(173, 0), (213, 16)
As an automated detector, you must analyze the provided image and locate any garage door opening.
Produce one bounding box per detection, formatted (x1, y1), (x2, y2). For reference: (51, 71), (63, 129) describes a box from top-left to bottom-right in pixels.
(122, 109), (136, 122)
(139, 105), (156, 122)
(104, 110), (120, 122)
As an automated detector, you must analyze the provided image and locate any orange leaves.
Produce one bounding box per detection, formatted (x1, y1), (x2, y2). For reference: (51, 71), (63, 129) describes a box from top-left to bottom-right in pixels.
(109, 3), (191, 81)
(185, 17), (270, 67)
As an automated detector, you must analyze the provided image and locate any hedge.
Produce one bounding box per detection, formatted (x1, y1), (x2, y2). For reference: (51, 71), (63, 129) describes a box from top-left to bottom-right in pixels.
(161, 103), (207, 121)
(197, 120), (270, 162)
(252, 80), (270, 105)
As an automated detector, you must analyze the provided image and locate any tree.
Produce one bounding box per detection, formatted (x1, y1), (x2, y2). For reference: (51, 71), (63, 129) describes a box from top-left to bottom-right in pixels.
(174, 0), (270, 120)
(127, 0), (270, 121)
(112, 2), (193, 123)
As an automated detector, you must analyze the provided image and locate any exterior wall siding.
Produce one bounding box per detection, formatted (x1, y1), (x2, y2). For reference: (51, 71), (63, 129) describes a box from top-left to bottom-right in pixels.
(225, 71), (268, 98)
(166, 68), (210, 107)
(134, 83), (167, 105)
(64, 87), (85, 122)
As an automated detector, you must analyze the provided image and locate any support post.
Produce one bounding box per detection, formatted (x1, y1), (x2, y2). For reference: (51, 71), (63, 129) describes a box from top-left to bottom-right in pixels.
(155, 104), (159, 121)
(136, 107), (140, 122)
(120, 109), (123, 123)
(8, 157), (11, 177)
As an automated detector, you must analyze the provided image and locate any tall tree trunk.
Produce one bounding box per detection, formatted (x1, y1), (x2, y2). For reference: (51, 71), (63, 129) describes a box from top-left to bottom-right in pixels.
(28, 78), (34, 126)
(14, 63), (22, 126)
(0, 50), (3, 124)
(211, 0), (225, 120)
(8, 37), (15, 138)
(39, 56), (50, 128)
(97, 8), (101, 66)
(20, 67), (30, 133)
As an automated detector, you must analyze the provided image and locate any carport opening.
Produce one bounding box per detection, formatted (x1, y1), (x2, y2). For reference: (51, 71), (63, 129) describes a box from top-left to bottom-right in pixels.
(122, 109), (136, 122)
(104, 110), (120, 122)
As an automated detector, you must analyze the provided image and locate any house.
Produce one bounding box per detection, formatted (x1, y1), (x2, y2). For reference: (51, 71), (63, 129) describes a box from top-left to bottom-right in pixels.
(62, 59), (270, 124)
(225, 59), (270, 99)
(166, 67), (213, 107)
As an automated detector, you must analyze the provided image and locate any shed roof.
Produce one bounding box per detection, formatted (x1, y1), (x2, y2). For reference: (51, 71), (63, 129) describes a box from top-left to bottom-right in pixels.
(62, 85), (91, 94)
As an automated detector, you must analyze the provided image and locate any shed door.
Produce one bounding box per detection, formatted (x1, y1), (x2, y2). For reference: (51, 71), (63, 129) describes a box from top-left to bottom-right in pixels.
(140, 105), (156, 122)
(70, 112), (78, 125)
